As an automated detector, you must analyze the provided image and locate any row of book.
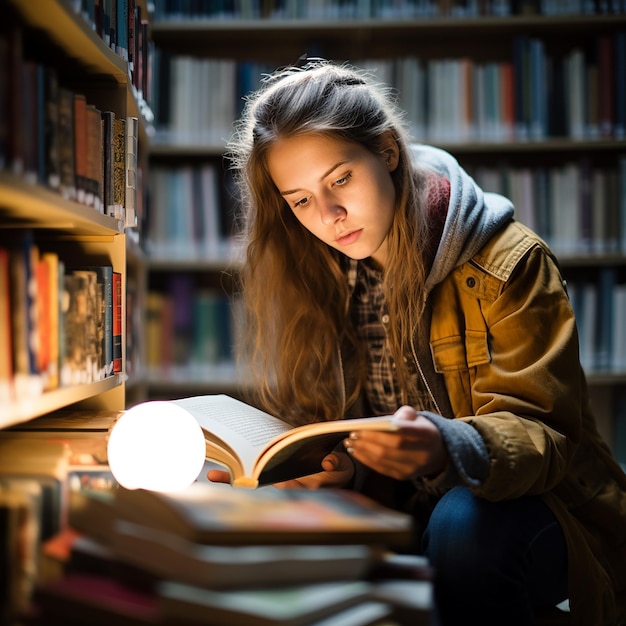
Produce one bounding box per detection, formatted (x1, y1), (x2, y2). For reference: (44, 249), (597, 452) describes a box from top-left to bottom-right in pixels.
(144, 158), (626, 259)
(567, 269), (626, 373)
(152, 0), (626, 19)
(0, 232), (122, 410)
(151, 31), (626, 146)
(145, 276), (242, 374)
(0, 7), (142, 228)
(141, 268), (626, 381)
(146, 164), (238, 260)
(75, 0), (153, 106)
(468, 156), (626, 256)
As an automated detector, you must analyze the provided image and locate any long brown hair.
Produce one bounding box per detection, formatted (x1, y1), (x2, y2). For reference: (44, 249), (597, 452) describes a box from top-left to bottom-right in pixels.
(227, 60), (431, 425)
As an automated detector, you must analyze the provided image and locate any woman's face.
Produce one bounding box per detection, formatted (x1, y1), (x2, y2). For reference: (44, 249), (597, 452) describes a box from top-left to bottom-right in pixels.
(266, 133), (398, 267)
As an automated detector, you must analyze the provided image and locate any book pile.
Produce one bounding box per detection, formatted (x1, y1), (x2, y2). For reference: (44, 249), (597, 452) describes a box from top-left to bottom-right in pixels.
(29, 481), (433, 626)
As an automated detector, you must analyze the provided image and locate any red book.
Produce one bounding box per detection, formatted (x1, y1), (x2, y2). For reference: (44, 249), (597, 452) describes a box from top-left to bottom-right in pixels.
(112, 271), (122, 374)
(34, 572), (160, 625)
(36, 256), (51, 381)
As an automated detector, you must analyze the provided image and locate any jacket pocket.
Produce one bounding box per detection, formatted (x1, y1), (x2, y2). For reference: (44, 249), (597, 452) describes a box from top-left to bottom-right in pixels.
(431, 330), (490, 373)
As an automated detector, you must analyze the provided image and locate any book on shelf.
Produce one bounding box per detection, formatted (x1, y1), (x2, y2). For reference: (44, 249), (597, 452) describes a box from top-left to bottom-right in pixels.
(40, 251), (60, 391)
(112, 271), (122, 374)
(85, 103), (103, 211)
(0, 247), (13, 403)
(125, 116), (138, 228)
(57, 87), (76, 200)
(43, 65), (60, 190)
(7, 230), (42, 398)
(149, 394), (399, 488)
(73, 92), (88, 205)
(102, 110), (115, 217)
(112, 116), (126, 222)
(71, 266), (114, 379)
(0, 437), (70, 541)
(0, 485), (41, 623)
(70, 481), (413, 548)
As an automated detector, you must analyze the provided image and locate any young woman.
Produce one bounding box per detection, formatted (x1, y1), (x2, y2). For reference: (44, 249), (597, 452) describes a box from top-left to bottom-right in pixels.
(208, 58), (626, 625)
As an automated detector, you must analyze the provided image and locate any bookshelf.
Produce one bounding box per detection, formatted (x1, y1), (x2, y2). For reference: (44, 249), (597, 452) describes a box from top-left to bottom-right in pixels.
(147, 7), (626, 456)
(0, 0), (153, 426)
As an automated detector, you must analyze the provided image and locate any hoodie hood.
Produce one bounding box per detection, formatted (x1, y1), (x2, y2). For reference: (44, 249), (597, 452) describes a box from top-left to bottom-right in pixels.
(409, 144), (515, 294)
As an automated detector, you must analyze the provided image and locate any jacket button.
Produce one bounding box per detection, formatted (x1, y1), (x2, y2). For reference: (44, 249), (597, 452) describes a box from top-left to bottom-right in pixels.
(466, 276), (476, 288)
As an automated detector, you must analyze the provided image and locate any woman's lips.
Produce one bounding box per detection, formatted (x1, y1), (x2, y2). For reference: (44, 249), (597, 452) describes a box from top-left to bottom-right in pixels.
(335, 228), (362, 246)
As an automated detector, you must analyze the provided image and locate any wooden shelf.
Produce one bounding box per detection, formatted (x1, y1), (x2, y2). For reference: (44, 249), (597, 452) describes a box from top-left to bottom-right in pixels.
(0, 172), (124, 236)
(152, 14), (626, 59)
(7, 0), (128, 81)
(1, 377), (123, 430)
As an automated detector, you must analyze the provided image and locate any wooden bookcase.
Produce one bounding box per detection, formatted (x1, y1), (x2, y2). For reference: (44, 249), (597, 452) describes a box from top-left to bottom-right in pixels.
(0, 0), (152, 427)
(146, 8), (626, 457)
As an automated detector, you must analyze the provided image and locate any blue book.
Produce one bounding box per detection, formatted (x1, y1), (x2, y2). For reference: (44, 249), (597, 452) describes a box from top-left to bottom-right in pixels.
(614, 31), (625, 139)
(596, 267), (616, 371)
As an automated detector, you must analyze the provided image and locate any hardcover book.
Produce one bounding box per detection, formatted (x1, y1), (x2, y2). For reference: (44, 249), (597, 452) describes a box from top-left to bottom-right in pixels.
(71, 481), (413, 548)
(160, 394), (399, 488)
(157, 579), (373, 626)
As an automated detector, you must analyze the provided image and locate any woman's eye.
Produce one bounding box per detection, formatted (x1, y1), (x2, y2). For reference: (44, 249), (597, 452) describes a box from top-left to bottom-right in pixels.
(335, 173), (352, 186)
(294, 196), (310, 208)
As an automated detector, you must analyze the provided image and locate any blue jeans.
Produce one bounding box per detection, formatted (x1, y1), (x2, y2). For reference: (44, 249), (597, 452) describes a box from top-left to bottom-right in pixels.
(421, 486), (569, 626)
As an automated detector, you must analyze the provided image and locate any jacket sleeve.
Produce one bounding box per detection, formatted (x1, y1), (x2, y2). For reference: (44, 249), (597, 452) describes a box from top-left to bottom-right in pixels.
(430, 224), (583, 501)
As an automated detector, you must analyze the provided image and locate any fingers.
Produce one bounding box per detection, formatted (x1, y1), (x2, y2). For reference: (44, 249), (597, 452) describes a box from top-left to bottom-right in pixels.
(393, 405), (420, 422)
(206, 469), (231, 484)
(343, 415), (447, 480)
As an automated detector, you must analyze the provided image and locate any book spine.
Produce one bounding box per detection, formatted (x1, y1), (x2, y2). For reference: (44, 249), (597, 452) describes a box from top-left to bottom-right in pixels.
(112, 271), (122, 374)
(44, 67), (61, 190)
(113, 116), (126, 222)
(57, 88), (76, 200)
(73, 93), (88, 205)
(125, 116), (138, 228)
(41, 252), (60, 391)
(0, 247), (13, 403)
(85, 104), (103, 211)
(102, 111), (115, 217)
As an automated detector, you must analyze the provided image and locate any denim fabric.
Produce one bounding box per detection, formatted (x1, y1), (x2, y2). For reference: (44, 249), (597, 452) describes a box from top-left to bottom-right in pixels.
(422, 486), (569, 626)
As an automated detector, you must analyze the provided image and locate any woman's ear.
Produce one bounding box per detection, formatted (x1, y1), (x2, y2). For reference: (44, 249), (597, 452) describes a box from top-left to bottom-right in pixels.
(380, 132), (400, 172)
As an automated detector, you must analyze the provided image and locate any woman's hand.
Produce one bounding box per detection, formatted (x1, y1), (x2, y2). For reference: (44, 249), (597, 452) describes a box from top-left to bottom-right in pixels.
(273, 452), (355, 489)
(206, 468), (231, 484)
(206, 451), (355, 489)
(344, 405), (448, 480)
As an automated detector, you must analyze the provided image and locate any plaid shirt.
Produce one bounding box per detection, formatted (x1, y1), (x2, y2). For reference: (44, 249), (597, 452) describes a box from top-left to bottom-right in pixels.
(350, 258), (437, 416)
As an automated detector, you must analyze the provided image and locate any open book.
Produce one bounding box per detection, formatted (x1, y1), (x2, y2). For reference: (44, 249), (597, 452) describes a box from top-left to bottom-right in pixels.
(167, 394), (398, 488)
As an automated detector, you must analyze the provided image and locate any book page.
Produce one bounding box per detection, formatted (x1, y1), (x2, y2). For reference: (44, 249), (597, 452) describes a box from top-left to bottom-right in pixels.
(171, 395), (292, 474)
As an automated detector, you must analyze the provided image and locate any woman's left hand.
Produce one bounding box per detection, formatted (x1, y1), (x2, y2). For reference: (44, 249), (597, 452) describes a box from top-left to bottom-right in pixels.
(344, 405), (448, 480)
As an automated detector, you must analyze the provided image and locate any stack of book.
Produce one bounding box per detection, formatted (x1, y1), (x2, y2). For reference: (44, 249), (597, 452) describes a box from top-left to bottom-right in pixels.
(4, 395), (434, 624)
(30, 481), (433, 626)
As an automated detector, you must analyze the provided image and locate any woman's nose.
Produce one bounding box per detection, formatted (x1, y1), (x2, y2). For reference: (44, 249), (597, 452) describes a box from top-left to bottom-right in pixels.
(319, 192), (346, 225)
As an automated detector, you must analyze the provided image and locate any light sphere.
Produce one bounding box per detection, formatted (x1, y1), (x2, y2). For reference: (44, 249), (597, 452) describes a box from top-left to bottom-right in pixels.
(107, 401), (206, 492)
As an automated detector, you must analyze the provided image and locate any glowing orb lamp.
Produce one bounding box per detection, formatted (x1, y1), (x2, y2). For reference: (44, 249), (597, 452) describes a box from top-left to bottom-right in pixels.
(107, 401), (206, 492)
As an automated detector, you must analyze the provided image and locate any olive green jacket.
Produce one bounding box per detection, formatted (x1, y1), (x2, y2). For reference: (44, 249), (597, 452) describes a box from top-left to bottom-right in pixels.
(428, 219), (626, 625)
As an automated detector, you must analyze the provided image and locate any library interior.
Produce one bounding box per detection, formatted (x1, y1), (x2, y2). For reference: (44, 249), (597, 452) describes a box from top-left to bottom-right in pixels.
(1, 1), (625, 625)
